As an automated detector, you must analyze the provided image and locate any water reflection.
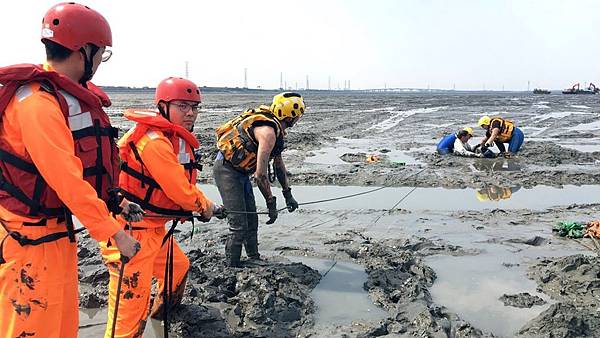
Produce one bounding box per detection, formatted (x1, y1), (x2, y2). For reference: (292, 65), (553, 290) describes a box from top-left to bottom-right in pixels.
(476, 185), (521, 202)
(472, 158), (522, 172)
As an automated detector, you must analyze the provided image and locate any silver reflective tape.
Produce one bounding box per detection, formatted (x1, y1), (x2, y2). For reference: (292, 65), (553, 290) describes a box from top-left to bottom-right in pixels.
(15, 85), (33, 102)
(68, 112), (93, 131)
(146, 131), (160, 140)
(177, 138), (190, 164)
(58, 90), (82, 117)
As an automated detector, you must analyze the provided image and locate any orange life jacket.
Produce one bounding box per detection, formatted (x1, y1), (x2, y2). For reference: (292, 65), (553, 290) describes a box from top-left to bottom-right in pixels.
(215, 106), (285, 173)
(0, 64), (120, 220)
(489, 117), (515, 142)
(118, 109), (201, 217)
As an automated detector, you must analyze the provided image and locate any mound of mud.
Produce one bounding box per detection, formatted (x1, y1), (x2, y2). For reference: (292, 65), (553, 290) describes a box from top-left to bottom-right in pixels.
(499, 293), (546, 308)
(78, 230), (321, 337)
(527, 255), (600, 309)
(167, 249), (320, 337)
(518, 303), (600, 338)
(340, 152), (368, 163)
(520, 254), (600, 337)
(519, 142), (600, 166)
(331, 231), (494, 337)
(78, 233), (109, 308)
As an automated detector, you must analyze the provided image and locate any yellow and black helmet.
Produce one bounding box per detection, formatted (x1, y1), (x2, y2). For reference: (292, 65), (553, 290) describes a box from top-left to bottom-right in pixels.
(270, 92), (305, 121)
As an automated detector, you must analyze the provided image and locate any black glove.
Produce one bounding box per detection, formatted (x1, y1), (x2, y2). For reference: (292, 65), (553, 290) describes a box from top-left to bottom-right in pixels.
(282, 188), (298, 212)
(121, 201), (145, 222)
(214, 205), (228, 219)
(266, 196), (278, 225)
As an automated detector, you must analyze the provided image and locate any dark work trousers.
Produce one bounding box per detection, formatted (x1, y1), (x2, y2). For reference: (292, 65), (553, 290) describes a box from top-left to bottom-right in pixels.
(213, 153), (260, 266)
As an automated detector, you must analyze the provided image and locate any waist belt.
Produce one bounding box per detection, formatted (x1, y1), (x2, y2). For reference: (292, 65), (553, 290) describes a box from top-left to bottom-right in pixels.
(23, 216), (66, 226)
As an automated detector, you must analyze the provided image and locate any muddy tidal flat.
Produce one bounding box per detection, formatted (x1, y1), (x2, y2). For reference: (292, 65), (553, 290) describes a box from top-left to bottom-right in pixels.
(79, 91), (600, 337)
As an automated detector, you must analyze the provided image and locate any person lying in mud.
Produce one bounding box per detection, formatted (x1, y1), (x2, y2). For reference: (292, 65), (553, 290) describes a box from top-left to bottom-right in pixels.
(214, 92), (304, 267)
(100, 77), (222, 337)
(436, 127), (495, 158)
(478, 115), (524, 158)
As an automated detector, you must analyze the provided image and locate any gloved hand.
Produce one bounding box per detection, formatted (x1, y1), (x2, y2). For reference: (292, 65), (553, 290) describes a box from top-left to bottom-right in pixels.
(213, 204), (228, 219)
(485, 140), (495, 147)
(266, 196), (278, 224)
(473, 144), (482, 152)
(121, 200), (145, 222)
(282, 188), (298, 212)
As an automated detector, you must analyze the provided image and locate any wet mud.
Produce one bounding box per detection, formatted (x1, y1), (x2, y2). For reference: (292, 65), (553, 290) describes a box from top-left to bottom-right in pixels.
(498, 293), (546, 308)
(73, 91), (600, 337)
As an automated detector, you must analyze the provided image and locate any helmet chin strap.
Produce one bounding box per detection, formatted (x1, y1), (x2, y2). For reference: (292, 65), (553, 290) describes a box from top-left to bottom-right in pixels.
(78, 45), (99, 88)
(158, 103), (171, 121)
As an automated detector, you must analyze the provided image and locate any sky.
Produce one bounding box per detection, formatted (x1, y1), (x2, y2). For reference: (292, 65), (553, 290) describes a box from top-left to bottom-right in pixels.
(1, 0), (599, 90)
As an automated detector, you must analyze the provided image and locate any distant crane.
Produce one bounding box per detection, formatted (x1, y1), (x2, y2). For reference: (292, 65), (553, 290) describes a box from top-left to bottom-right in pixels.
(563, 82), (599, 94)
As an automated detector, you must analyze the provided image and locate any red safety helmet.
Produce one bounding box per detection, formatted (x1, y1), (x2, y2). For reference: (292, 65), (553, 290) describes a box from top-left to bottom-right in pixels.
(41, 2), (112, 51)
(155, 77), (202, 104)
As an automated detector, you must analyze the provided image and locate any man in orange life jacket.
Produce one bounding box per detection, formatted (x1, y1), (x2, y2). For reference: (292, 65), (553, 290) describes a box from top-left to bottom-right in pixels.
(214, 93), (304, 267)
(0, 3), (141, 338)
(101, 77), (221, 337)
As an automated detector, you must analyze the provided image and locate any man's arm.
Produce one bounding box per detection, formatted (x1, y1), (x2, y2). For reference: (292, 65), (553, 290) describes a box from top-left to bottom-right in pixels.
(16, 89), (139, 258)
(453, 138), (479, 157)
(273, 155), (290, 190)
(18, 91), (122, 241)
(253, 126), (276, 201)
(140, 137), (214, 217)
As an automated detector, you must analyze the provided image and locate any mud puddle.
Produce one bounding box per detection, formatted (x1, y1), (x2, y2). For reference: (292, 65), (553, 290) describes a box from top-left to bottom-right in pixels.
(79, 308), (166, 337)
(306, 146), (421, 166)
(558, 143), (600, 153)
(198, 184), (600, 211)
(426, 247), (551, 337)
(286, 256), (388, 332)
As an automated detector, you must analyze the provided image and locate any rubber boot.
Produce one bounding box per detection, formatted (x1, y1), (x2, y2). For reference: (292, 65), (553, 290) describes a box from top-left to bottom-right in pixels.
(244, 232), (260, 260)
(243, 232), (269, 267)
(225, 233), (243, 268)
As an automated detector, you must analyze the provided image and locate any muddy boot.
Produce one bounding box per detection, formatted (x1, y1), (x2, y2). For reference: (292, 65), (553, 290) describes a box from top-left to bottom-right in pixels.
(243, 232), (269, 267)
(225, 234), (243, 268)
(244, 232), (260, 260)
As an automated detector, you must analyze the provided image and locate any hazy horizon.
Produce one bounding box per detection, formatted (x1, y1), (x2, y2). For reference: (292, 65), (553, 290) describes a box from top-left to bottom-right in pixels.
(2, 0), (599, 91)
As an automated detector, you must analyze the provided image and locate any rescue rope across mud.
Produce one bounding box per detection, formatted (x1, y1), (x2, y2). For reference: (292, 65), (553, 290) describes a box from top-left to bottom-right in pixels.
(293, 167), (428, 230)
(141, 167), (428, 221)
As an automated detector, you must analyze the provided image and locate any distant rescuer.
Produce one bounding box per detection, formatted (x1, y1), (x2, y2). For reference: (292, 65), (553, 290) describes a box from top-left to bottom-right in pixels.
(0, 3), (141, 337)
(102, 78), (221, 337)
(478, 116), (524, 157)
(214, 92), (304, 267)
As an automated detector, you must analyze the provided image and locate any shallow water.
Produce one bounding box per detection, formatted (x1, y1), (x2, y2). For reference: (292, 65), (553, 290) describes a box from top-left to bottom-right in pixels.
(79, 308), (165, 337)
(426, 243), (582, 337)
(198, 183), (600, 211)
(286, 256), (388, 330)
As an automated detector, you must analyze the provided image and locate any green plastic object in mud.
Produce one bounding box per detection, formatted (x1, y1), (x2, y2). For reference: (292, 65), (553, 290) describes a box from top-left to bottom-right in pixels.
(553, 221), (586, 238)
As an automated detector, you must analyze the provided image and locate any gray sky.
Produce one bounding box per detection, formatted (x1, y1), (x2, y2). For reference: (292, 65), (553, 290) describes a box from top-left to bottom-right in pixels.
(1, 0), (599, 90)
